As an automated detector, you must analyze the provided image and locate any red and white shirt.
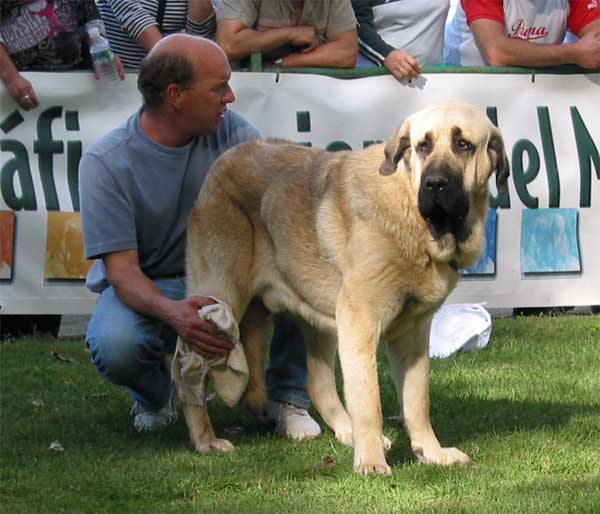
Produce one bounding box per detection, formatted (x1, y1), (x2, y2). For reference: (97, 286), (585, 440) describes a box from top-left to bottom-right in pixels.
(444, 0), (600, 65)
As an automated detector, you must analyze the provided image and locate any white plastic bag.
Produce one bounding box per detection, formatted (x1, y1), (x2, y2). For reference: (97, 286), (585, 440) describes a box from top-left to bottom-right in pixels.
(429, 303), (492, 358)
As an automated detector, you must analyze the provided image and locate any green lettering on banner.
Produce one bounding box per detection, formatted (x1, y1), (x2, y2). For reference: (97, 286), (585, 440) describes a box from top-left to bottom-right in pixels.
(537, 106), (560, 208)
(0, 110), (24, 134)
(487, 106), (510, 209)
(0, 140), (37, 210)
(65, 110), (82, 211)
(326, 141), (352, 152)
(34, 106), (64, 211)
(512, 138), (539, 209)
(67, 141), (82, 211)
(571, 106), (600, 208)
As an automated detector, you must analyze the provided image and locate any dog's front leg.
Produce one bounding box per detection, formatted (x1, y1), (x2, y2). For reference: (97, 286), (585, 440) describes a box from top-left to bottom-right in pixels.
(386, 319), (470, 466)
(182, 403), (235, 453)
(336, 294), (391, 476)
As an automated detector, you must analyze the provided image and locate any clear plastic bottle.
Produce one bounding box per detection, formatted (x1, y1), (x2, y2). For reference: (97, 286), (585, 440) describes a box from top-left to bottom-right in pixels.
(88, 26), (119, 84)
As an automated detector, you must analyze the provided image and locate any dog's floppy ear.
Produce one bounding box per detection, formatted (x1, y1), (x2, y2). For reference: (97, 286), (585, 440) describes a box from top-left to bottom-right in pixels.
(379, 120), (411, 176)
(487, 127), (510, 195)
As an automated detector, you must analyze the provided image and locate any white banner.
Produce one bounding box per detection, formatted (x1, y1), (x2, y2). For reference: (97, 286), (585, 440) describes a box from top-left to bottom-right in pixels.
(1, 71), (599, 314)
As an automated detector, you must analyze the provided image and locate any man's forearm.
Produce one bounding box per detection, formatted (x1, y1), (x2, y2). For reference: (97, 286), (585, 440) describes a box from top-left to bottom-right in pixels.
(283, 40), (357, 68)
(217, 27), (295, 60)
(481, 36), (576, 67)
(0, 44), (19, 83)
(109, 268), (177, 326)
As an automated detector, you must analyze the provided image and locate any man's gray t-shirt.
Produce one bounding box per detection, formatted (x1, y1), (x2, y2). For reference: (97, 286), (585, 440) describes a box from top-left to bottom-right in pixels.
(79, 109), (260, 291)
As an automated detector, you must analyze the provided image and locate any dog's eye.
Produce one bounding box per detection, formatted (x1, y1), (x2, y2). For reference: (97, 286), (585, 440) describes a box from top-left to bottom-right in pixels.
(456, 139), (474, 152)
(417, 141), (432, 154)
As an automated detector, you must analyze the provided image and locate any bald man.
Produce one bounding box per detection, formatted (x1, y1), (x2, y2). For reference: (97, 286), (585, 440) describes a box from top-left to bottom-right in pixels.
(79, 35), (320, 440)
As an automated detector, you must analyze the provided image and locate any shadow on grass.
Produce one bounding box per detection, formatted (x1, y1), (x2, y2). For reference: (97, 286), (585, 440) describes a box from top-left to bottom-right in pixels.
(382, 391), (599, 466)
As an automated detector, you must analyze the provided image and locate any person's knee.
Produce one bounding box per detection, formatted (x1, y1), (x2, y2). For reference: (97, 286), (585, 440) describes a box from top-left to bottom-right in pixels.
(87, 322), (144, 384)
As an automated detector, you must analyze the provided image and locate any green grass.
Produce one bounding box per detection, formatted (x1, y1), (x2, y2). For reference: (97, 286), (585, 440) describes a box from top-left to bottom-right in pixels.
(1, 315), (599, 514)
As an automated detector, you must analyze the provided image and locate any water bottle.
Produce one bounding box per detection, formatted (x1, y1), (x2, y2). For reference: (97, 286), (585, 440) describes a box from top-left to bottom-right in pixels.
(88, 26), (119, 84)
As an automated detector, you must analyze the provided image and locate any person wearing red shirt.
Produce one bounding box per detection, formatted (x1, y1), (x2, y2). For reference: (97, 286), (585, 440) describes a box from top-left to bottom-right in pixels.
(445, 0), (600, 68)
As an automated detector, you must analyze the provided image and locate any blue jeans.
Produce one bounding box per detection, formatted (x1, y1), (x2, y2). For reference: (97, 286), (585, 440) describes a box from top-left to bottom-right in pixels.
(86, 278), (309, 410)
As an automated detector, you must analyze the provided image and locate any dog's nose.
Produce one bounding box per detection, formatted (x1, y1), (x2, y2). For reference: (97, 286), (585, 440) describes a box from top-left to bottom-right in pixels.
(424, 174), (449, 196)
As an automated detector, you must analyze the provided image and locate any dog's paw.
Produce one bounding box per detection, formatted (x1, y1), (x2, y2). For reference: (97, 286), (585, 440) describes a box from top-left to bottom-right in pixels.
(335, 431), (353, 446)
(193, 438), (235, 453)
(413, 446), (471, 466)
(336, 433), (391, 451)
(353, 459), (392, 476)
(382, 435), (392, 452)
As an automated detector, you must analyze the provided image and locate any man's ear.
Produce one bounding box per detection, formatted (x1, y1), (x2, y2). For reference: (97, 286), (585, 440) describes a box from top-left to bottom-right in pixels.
(166, 83), (184, 112)
(487, 127), (510, 195)
(379, 119), (411, 176)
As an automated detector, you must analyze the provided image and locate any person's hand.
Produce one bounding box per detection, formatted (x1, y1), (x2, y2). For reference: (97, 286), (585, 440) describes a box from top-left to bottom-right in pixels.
(289, 26), (320, 52)
(572, 31), (600, 69)
(114, 54), (126, 80)
(170, 295), (235, 358)
(4, 72), (39, 110)
(92, 54), (126, 80)
(383, 50), (421, 80)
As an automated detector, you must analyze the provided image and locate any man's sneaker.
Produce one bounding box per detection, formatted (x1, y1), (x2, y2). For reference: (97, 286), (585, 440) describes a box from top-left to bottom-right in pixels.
(130, 393), (178, 432)
(264, 400), (321, 441)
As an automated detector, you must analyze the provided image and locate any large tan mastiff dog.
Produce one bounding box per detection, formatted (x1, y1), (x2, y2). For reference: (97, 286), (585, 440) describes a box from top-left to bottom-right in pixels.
(181, 100), (509, 475)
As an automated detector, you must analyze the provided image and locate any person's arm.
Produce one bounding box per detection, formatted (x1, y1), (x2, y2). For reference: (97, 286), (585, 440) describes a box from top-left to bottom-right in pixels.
(351, 0), (393, 64)
(188, 0), (214, 23)
(351, 0), (419, 78)
(470, 17), (600, 68)
(216, 18), (319, 61)
(0, 44), (39, 110)
(282, 29), (358, 68)
(186, 0), (217, 39)
(106, 0), (162, 51)
(104, 250), (234, 358)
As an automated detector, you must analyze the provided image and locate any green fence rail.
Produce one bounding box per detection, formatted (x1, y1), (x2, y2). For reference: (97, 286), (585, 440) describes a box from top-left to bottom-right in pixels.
(246, 52), (600, 78)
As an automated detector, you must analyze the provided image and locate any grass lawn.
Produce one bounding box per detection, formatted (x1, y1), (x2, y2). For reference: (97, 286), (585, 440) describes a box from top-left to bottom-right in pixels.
(1, 314), (599, 514)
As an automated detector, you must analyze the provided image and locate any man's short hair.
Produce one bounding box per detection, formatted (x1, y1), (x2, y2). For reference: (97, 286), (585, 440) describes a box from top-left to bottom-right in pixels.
(137, 52), (195, 109)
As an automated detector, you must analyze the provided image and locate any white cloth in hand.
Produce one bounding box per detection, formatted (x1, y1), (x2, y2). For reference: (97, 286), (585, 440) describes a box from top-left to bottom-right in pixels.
(171, 299), (249, 407)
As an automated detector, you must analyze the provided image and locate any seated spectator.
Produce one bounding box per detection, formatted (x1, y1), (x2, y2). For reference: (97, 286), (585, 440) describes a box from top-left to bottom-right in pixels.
(216, 0), (358, 68)
(0, 0), (124, 111)
(352, 0), (449, 80)
(98, 0), (216, 70)
(444, 0), (600, 68)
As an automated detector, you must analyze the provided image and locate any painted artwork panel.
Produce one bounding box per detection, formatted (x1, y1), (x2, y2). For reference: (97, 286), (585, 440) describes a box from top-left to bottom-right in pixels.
(45, 212), (93, 280)
(462, 209), (497, 276)
(521, 208), (580, 274)
(0, 211), (16, 280)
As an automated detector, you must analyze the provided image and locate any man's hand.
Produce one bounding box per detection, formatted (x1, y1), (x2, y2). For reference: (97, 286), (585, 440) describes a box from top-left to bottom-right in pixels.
(4, 72), (40, 110)
(383, 50), (421, 80)
(170, 296), (235, 359)
(289, 25), (320, 52)
(572, 32), (600, 69)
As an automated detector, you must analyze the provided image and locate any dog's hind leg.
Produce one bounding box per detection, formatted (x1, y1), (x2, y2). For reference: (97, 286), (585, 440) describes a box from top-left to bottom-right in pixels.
(386, 317), (471, 466)
(303, 325), (352, 445)
(240, 300), (270, 416)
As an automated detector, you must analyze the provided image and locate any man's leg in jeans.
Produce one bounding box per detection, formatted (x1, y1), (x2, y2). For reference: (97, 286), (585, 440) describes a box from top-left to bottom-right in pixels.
(86, 278), (185, 431)
(266, 313), (321, 440)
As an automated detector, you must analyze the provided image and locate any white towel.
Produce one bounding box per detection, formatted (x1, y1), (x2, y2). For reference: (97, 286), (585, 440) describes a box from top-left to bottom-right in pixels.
(171, 299), (249, 407)
(429, 303), (492, 359)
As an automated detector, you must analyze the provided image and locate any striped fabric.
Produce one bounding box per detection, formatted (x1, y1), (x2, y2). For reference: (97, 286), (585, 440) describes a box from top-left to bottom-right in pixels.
(97, 0), (216, 70)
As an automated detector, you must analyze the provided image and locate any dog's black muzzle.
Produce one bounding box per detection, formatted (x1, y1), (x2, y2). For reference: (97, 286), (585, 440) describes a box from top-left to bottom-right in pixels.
(418, 161), (470, 241)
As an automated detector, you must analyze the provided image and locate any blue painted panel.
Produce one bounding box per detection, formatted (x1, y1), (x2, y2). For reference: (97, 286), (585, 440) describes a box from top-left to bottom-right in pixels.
(521, 208), (580, 274)
(462, 209), (497, 276)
